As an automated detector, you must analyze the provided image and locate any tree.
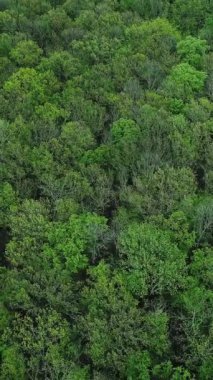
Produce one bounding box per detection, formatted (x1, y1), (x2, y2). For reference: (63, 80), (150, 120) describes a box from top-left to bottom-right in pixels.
(2, 68), (60, 120)
(0, 182), (17, 227)
(194, 198), (213, 245)
(173, 284), (213, 374)
(177, 36), (208, 69)
(62, 84), (105, 135)
(171, 0), (211, 34)
(126, 18), (180, 71)
(120, 0), (169, 19)
(165, 63), (207, 100)
(200, 17), (213, 49)
(118, 222), (187, 297)
(126, 351), (151, 380)
(38, 50), (84, 82)
(0, 346), (25, 380)
(82, 261), (144, 376)
(190, 247), (213, 288)
(120, 167), (196, 218)
(10, 39), (43, 67)
(0, 118), (33, 196)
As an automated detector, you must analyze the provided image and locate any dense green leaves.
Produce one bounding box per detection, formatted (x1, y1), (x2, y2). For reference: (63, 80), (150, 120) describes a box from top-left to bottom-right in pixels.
(165, 63), (207, 99)
(118, 222), (187, 296)
(10, 40), (43, 67)
(0, 0), (212, 378)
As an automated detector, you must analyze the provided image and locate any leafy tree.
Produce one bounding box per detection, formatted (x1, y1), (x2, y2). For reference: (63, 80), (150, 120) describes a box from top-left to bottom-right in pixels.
(165, 63), (207, 100)
(126, 351), (151, 380)
(174, 284), (213, 374)
(0, 183), (17, 227)
(200, 17), (213, 49)
(120, 167), (196, 217)
(171, 0), (212, 34)
(126, 18), (180, 70)
(190, 247), (213, 288)
(2, 68), (59, 120)
(0, 346), (25, 380)
(81, 261), (144, 376)
(118, 222), (187, 297)
(120, 0), (169, 19)
(177, 36), (208, 68)
(10, 39), (43, 67)
(109, 118), (141, 182)
(38, 50), (83, 81)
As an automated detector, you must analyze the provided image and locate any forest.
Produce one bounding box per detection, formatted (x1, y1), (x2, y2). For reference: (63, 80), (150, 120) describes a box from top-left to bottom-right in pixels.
(0, 0), (213, 379)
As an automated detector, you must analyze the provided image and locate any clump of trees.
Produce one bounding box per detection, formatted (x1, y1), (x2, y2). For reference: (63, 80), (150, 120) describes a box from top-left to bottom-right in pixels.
(0, 0), (212, 379)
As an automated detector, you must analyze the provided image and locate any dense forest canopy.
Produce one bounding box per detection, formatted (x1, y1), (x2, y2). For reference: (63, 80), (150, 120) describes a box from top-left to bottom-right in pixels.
(0, 0), (213, 379)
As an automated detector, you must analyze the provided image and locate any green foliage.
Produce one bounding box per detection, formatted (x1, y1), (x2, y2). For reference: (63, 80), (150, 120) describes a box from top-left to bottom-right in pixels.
(59, 121), (95, 163)
(126, 351), (151, 380)
(165, 63), (207, 99)
(0, 346), (25, 380)
(82, 261), (144, 375)
(45, 213), (108, 272)
(126, 18), (180, 70)
(2, 68), (59, 120)
(190, 247), (213, 287)
(0, 33), (13, 56)
(171, 0), (212, 34)
(10, 40), (43, 67)
(0, 0), (212, 378)
(38, 50), (83, 81)
(121, 167), (196, 217)
(0, 182), (17, 227)
(118, 222), (187, 296)
(153, 361), (192, 379)
(200, 17), (213, 49)
(8, 310), (81, 379)
(110, 118), (141, 181)
(177, 36), (208, 68)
